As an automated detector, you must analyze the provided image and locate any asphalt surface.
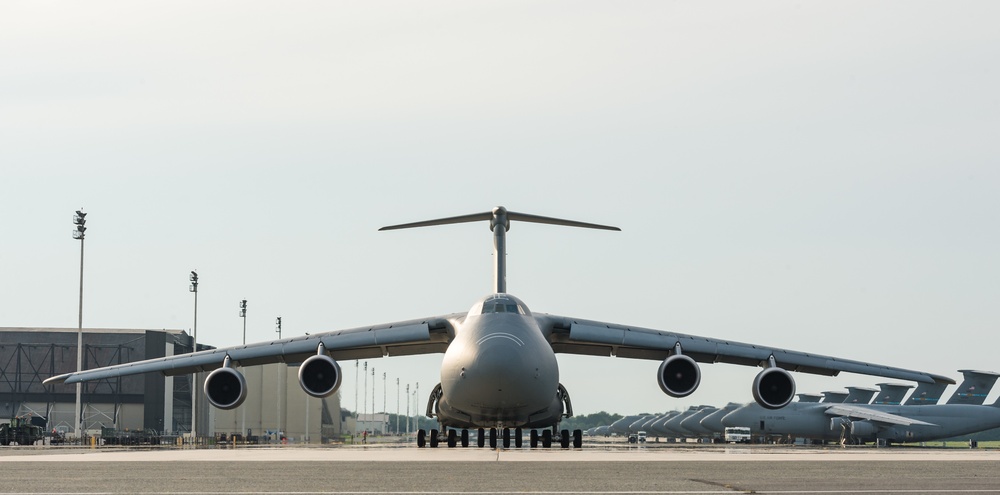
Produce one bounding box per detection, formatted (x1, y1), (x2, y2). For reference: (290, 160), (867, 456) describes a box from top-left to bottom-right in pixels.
(2, 444), (999, 494)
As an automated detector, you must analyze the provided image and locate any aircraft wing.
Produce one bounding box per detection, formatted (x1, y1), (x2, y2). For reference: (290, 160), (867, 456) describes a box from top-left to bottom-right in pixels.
(43, 314), (465, 385)
(536, 314), (954, 385)
(823, 404), (937, 427)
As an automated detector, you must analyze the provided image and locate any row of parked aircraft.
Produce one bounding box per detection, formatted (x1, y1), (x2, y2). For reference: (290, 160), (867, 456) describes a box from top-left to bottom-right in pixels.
(590, 370), (1000, 445)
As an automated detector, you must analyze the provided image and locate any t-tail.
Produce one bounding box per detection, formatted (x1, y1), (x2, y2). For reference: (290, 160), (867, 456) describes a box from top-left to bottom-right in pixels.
(379, 206), (620, 293)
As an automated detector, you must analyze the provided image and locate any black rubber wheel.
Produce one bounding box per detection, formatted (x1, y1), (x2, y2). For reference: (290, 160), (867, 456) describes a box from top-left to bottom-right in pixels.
(515, 427), (523, 448)
(573, 429), (583, 448)
(489, 428), (498, 449)
(530, 429), (538, 448)
(477, 428), (485, 448)
(542, 429), (552, 448)
(461, 429), (469, 448)
(430, 429), (439, 448)
(560, 429), (570, 449)
(447, 429), (456, 448)
(502, 428), (511, 449)
(417, 429), (426, 448)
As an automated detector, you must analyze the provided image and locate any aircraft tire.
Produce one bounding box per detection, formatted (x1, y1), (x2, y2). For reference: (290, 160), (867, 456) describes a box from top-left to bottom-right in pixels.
(417, 429), (426, 448)
(502, 428), (511, 449)
(489, 428), (498, 449)
(477, 428), (485, 448)
(560, 429), (570, 449)
(447, 429), (456, 448)
(542, 429), (552, 448)
(461, 429), (469, 447)
(515, 427), (523, 448)
(573, 429), (583, 448)
(530, 429), (538, 448)
(430, 429), (439, 448)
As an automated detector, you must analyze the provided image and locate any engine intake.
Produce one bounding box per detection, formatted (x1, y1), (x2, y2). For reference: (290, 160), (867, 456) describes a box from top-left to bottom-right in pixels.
(752, 367), (795, 409)
(657, 354), (701, 398)
(299, 354), (343, 398)
(204, 366), (247, 410)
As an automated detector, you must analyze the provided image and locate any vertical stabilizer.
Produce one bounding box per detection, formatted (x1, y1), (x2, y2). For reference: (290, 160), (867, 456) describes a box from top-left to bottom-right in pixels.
(872, 383), (914, 405)
(946, 370), (1000, 405)
(904, 381), (949, 405)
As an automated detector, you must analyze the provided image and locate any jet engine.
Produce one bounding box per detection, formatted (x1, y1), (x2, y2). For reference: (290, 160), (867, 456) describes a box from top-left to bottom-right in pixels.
(849, 421), (878, 438)
(298, 354), (343, 398)
(657, 354), (701, 398)
(204, 366), (248, 410)
(751, 367), (795, 409)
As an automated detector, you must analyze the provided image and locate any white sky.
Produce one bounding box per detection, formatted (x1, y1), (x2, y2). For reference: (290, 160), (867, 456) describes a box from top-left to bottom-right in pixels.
(2, 1), (998, 417)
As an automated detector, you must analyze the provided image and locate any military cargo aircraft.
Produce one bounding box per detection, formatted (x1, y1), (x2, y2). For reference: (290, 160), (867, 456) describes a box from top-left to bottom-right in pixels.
(722, 369), (1000, 444)
(45, 206), (954, 448)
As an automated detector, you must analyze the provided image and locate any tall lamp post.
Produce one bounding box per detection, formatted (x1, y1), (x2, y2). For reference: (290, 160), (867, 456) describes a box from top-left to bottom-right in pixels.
(239, 299), (247, 345)
(363, 362), (368, 436)
(189, 271), (199, 439)
(72, 209), (87, 439)
(382, 372), (386, 434)
(275, 316), (283, 441)
(238, 299), (247, 435)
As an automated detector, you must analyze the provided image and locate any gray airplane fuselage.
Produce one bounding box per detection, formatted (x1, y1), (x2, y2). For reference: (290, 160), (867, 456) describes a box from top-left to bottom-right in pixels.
(437, 293), (562, 429)
(722, 401), (1000, 443)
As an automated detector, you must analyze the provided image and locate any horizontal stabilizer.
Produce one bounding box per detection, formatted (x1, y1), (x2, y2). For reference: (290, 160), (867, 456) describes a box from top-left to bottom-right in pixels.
(380, 206), (620, 232)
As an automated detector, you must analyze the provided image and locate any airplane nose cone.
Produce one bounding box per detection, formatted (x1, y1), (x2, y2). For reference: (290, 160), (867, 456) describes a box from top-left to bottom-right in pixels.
(442, 334), (556, 413)
(721, 407), (751, 428)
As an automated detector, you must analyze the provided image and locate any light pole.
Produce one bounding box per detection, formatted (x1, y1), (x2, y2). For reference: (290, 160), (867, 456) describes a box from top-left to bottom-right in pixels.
(275, 316), (283, 441)
(363, 361), (368, 436)
(371, 367), (376, 434)
(405, 383), (410, 435)
(354, 359), (361, 433)
(238, 299), (247, 435)
(239, 299), (247, 345)
(72, 209), (86, 439)
(396, 377), (399, 435)
(382, 372), (386, 433)
(189, 271), (198, 440)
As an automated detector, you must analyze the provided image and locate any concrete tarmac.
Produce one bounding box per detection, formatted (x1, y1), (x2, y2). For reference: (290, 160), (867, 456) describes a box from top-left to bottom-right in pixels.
(2, 444), (999, 494)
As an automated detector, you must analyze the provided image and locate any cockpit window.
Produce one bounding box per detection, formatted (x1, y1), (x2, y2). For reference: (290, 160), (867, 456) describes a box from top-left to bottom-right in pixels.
(480, 301), (525, 315)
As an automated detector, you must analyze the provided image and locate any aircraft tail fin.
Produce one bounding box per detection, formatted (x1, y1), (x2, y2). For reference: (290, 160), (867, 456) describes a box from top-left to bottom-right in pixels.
(903, 381), (949, 405)
(948, 370), (1000, 405)
(380, 206), (619, 293)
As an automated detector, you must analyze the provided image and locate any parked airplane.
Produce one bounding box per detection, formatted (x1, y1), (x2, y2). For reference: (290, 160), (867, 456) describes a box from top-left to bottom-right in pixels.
(722, 370), (1000, 445)
(44, 206), (954, 449)
(723, 395), (1000, 445)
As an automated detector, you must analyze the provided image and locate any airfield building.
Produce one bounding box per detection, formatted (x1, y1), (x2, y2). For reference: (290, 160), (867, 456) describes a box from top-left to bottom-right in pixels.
(0, 327), (342, 443)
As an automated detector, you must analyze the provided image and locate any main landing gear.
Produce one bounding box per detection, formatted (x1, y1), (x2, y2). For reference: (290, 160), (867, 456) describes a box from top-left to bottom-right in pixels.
(416, 427), (583, 449)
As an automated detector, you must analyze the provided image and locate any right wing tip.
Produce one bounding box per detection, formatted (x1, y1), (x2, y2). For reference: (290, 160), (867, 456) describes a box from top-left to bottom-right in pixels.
(43, 373), (73, 385)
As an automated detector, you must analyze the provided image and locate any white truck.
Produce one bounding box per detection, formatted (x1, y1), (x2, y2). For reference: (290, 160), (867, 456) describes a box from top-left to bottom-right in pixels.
(724, 426), (751, 443)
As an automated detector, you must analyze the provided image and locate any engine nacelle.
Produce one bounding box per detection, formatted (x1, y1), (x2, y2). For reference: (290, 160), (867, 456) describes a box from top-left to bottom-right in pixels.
(298, 354), (343, 398)
(657, 354), (701, 398)
(751, 367), (795, 409)
(849, 420), (878, 438)
(204, 366), (248, 410)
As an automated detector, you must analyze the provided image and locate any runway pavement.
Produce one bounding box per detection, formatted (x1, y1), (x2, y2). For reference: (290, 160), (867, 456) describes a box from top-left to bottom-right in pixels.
(2, 444), (999, 494)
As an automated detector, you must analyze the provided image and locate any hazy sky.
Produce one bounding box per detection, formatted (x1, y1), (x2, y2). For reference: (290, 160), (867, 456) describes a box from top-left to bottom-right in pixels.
(2, 1), (998, 417)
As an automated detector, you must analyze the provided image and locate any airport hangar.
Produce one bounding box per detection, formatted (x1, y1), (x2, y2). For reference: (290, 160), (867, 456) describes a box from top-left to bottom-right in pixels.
(0, 327), (346, 443)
